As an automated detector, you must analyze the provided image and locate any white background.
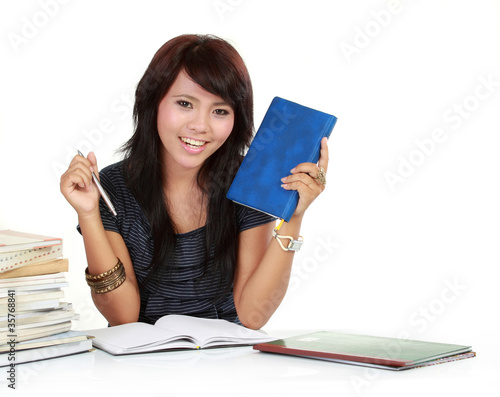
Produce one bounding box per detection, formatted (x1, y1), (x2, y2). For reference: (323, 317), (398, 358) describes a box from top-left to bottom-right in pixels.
(1, 0), (499, 361)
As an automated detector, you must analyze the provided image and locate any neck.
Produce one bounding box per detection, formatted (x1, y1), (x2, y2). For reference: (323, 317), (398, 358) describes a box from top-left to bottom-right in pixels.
(162, 155), (203, 197)
(162, 159), (206, 234)
(164, 169), (200, 198)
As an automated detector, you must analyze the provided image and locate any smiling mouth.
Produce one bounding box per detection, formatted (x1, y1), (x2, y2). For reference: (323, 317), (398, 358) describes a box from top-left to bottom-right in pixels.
(180, 137), (207, 148)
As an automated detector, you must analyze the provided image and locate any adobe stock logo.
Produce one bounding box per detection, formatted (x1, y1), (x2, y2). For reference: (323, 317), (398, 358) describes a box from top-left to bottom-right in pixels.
(7, 0), (71, 53)
(350, 276), (467, 395)
(288, 234), (339, 293)
(51, 92), (134, 178)
(212, 0), (243, 21)
(340, 0), (410, 64)
(384, 74), (499, 192)
(408, 278), (467, 333)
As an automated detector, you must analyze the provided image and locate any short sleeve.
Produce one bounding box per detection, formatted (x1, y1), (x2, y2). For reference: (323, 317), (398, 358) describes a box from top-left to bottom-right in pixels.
(236, 205), (277, 232)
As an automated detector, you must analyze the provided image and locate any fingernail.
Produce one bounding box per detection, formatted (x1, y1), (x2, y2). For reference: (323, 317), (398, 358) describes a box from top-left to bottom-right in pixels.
(290, 168), (296, 173)
(281, 177), (287, 182)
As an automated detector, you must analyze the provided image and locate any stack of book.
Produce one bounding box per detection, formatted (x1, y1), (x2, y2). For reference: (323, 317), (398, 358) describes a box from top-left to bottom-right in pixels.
(0, 230), (93, 367)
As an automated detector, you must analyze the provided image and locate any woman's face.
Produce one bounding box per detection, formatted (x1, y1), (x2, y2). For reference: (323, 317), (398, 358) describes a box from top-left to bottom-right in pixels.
(157, 70), (235, 174)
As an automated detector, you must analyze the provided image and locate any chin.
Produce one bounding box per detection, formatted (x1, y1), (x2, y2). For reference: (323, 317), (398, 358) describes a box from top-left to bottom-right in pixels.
(177, 158), (206, 172)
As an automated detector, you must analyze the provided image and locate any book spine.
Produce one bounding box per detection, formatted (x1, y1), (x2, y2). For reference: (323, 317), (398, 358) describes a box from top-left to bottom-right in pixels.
(282, 193), (299, 222)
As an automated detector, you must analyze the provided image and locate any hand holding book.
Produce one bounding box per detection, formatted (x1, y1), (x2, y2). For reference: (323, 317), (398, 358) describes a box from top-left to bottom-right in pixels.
(280, 136), (329, 219)
(227, 96), (337, 223)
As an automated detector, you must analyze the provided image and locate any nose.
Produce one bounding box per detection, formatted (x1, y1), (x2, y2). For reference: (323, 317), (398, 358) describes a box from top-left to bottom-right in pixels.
(187, 110), (209, 134)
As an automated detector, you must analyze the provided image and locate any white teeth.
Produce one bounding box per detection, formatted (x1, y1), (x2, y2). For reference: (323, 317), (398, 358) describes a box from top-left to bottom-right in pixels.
(181, 137), (206, 147)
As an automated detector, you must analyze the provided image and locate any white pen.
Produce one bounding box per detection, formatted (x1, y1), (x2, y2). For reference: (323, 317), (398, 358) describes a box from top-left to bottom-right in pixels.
(77, 150), (117, 216)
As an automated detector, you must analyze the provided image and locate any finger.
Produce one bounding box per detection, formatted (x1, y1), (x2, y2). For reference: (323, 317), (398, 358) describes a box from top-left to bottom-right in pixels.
(68, 155), (91, 175)
(284, 170), (326, 191)
(87, 151), (99, 178)
(62, 163), (93, 191)
(281, 179), (317, 193)
(61, 168), (91, 192)
(318, 137), (329, 173)
(281, 180), (321, 210)
(290, 162), (324, 180)
(281, 173), (319, 191)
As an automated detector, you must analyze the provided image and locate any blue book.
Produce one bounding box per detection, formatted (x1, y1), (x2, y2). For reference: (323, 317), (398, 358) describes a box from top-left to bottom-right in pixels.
(227, 97), (337, 222)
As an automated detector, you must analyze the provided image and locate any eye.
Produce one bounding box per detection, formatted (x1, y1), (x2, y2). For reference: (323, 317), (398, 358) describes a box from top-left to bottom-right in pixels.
(177, 100), (192, 108)
(213, 109), (230, 116)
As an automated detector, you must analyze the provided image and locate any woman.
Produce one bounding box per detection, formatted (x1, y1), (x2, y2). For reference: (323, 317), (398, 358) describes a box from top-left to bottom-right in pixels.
(60, 34), (328, 330)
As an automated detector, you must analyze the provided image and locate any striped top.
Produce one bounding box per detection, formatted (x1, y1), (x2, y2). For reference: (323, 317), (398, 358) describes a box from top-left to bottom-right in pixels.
(85, 161), (275, 325)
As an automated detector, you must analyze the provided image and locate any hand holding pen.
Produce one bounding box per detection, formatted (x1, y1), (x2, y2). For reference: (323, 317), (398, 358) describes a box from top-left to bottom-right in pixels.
(60, 151), (117, 217)
(77, 151), (117, 216)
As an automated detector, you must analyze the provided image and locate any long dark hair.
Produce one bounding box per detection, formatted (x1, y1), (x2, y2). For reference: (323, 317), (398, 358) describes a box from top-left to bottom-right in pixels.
(121, 34), (254, 300)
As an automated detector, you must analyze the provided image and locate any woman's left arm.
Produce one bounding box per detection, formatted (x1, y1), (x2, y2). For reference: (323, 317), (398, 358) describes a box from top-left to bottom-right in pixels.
(233, 137), (329, 329)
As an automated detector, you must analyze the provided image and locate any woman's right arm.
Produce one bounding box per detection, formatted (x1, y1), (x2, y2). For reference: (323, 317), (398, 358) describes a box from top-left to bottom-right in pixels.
(60, 153), (140, 325)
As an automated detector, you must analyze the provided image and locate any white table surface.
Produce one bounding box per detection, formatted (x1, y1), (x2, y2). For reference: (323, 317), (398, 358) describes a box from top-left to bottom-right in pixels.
(4, 329), (498, 397)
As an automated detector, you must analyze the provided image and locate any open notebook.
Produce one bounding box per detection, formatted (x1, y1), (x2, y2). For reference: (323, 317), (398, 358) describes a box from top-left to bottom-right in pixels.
(86, 315), (277, 355)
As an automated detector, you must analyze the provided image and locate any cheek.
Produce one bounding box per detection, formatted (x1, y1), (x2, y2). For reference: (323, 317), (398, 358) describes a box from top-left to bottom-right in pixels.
(157, 107), (176, 133)
(217, 117), (235, 143)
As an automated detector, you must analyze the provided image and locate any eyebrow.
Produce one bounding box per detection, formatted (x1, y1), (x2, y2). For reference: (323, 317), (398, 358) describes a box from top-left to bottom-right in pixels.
(172, 94), (229, 107)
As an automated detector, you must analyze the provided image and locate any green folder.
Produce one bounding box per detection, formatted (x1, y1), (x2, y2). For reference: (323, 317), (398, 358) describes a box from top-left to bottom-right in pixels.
(253, 331), (475, 370)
